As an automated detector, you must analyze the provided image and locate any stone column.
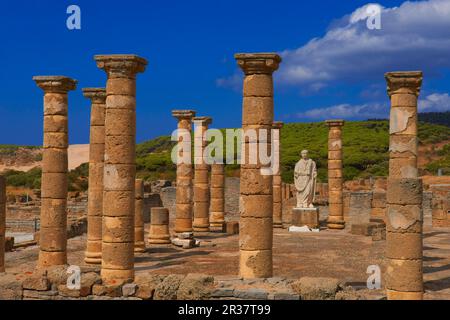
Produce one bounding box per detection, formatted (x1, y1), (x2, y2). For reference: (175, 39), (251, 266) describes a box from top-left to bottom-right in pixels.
(272, 121), (283, 228)
(0, 176), (5, 273)
(83, 88), (106, 264)
(149, 207), (171, 244)
(235, 53), (281, 278)
(210, 164), (225, 231)
(172, 110), (196, 233)
(33, 76), (76, 267)
(193, 116), (212, 232)
(385, 71), (423, 300)
(95, 54), (147, 284)
(326, 120), (345, 230)
(134, 179), (145, 252)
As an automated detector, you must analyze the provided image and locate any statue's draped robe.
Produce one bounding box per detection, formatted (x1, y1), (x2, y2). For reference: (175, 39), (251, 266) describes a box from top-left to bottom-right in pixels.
(294, 159), (316, 207)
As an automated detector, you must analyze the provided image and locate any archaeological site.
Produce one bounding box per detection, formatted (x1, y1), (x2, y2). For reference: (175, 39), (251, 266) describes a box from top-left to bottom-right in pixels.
(1, 1), (450, 312)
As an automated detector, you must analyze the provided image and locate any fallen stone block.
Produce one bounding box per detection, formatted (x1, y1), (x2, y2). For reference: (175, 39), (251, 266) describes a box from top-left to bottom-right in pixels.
(211, 288), (235, 298)
(172, 238), (196, 249)
(22, 271), (50, 291)
(177, 274), (214, 300)
(291, 277), (341, 300)
(288, 225), (319, 233)
(122, 283), (137, 297)
(233, 288), (268, 300)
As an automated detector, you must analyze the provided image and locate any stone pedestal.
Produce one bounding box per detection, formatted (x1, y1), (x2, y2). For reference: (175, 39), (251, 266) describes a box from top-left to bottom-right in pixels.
(272, 121), (283, 228)
(210, 164), (225, 231)
(149, 207), (171, 244)
(95, 54), (147, 285)
(134, 179), (145, 253)
(172, 110), (196, 234)
(83, 88), (106, 265)
(292, 208), (319, 229)
(325, 120), (345, 230)
(193, 116), (212, 232)
(0, 176), (5, 273)
(385, 71), (423, 300)
(235, 53), (281, 279)
(33, 76), (77, 267)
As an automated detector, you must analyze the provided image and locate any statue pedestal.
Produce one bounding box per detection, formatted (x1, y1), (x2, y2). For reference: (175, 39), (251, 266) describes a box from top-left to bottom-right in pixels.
(292, 207), (319, 229)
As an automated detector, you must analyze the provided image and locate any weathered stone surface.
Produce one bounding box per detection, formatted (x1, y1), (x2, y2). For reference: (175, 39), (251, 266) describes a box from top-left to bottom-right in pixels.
(122, 283), (137, 297)
(291, 277), (341, 300)
(92, 283), (122, 297)
(22, 271), (50, 291)
(233, 288), (268, 300)
(135, 274), (165, 300)
(177, 274), (214, 300)
(154, 274), (185, 300)
(0, 273), (23, 299)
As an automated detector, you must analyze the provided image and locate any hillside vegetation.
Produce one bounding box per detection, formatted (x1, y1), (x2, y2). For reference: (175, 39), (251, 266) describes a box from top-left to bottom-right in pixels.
(1, 119), (449, 189)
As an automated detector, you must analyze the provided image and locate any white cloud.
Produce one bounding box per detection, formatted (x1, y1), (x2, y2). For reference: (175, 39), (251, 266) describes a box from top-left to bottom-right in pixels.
(419, 93), (450, 112)
(278, 0), (450, 90)
(294, 93), (450, 120)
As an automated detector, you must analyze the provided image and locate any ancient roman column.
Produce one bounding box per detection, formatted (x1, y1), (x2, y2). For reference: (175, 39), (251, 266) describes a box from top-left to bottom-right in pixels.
(235, 53), (281, 278)
(95, 54), (147, 284)
(33, 76), (77, 267)
(385, 71), (423, 300)
(272, 121), (283, 228)
(326, 120), (345, 230)
(193, 116), (212, 232)
(0, 176), (5, 273)
(210, 163), (225, 231)
(172, 110), (196, 234)
(149, 207), (171, 244)
(134, 179), (145, 252)
(83, 88), (106, 264)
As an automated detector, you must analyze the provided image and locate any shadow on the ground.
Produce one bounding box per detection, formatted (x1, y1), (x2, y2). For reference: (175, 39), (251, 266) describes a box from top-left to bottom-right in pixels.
(424, 263), (450, 274)
(425, 276), (450, 291)
(423, 255), (445, 262)
(424, 231), (449, 239)
(134, 250), (211, 264)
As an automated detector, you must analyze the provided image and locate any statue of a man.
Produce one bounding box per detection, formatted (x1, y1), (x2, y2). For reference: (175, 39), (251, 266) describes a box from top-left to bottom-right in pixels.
(294, 150), (317, 208)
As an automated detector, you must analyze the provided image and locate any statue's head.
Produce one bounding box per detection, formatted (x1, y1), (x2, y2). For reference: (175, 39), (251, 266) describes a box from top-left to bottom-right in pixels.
(301, 150), (309, 160)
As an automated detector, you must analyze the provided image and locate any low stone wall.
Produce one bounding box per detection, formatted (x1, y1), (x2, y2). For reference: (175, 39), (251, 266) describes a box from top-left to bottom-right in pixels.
(0, 266), (383, 300)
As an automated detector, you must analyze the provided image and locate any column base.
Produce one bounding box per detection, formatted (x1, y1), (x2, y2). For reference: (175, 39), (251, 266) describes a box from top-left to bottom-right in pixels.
(134, 242), (146, 253)
(148, 237), (171, 244)
(327, 221), (345, 229)
(273, 221), (283, 228)
(209, 224), (226, 232)
(174, 219), (193, 234)
(84, 251), (102, 265)
(101, 268), (134, 286)
(38, 250), (67, 267)
(386, 289), (423, 300)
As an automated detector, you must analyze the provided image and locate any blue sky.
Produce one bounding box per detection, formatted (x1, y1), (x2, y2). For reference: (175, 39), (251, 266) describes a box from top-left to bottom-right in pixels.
(0, 0), (449, 145)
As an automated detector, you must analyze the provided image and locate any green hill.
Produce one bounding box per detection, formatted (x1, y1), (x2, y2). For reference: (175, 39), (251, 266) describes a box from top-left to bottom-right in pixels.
(135, 120), (450, 183)
(2, 120), (449, 189)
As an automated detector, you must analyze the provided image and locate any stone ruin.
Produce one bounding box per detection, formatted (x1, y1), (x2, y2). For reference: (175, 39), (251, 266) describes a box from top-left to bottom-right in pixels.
(0, 54), (449, 301)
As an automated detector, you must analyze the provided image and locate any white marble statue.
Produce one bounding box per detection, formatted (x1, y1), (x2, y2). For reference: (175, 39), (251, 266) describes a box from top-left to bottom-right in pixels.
(294, 150), (317, 208)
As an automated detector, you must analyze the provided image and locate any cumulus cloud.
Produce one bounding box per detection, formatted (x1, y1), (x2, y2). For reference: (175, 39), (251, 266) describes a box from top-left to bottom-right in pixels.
(294, 93), (450, 120)
(279, 0), (450, 90)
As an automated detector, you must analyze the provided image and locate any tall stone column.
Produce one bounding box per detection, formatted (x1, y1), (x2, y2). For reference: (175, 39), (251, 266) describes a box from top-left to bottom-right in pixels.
(134, 179), (145, 252)
(272, 121), (283, 228)
(83, 88), (106, 264)
(172, 110), (196, 233)
(33, 76), (76, 267)
(326, 120), (345, 230)
(235, 53), (281, 278)
(95, 54), (147, 284)
(385, 71), (423, 300)
(0, 176), (5, 273)
(193, 116), (212, 232)
(210, 163), (225, 231)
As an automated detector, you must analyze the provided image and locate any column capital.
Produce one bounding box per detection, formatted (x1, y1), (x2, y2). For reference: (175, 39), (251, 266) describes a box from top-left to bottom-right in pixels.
(235, 53), (281, 75)
(33, 76), (77, 93)
(94, 54), (147, 78)
(385, 71), (423, 97)
(193, 116), (212, 126)
(272, 121), (284, 129)
(325, 119), (345, 128)
(172, 109), (196, 120)
(82, 88), (106, 103)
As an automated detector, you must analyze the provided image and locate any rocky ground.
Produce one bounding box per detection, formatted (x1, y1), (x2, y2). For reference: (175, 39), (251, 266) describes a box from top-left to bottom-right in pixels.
(3, 217), (450, 300)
